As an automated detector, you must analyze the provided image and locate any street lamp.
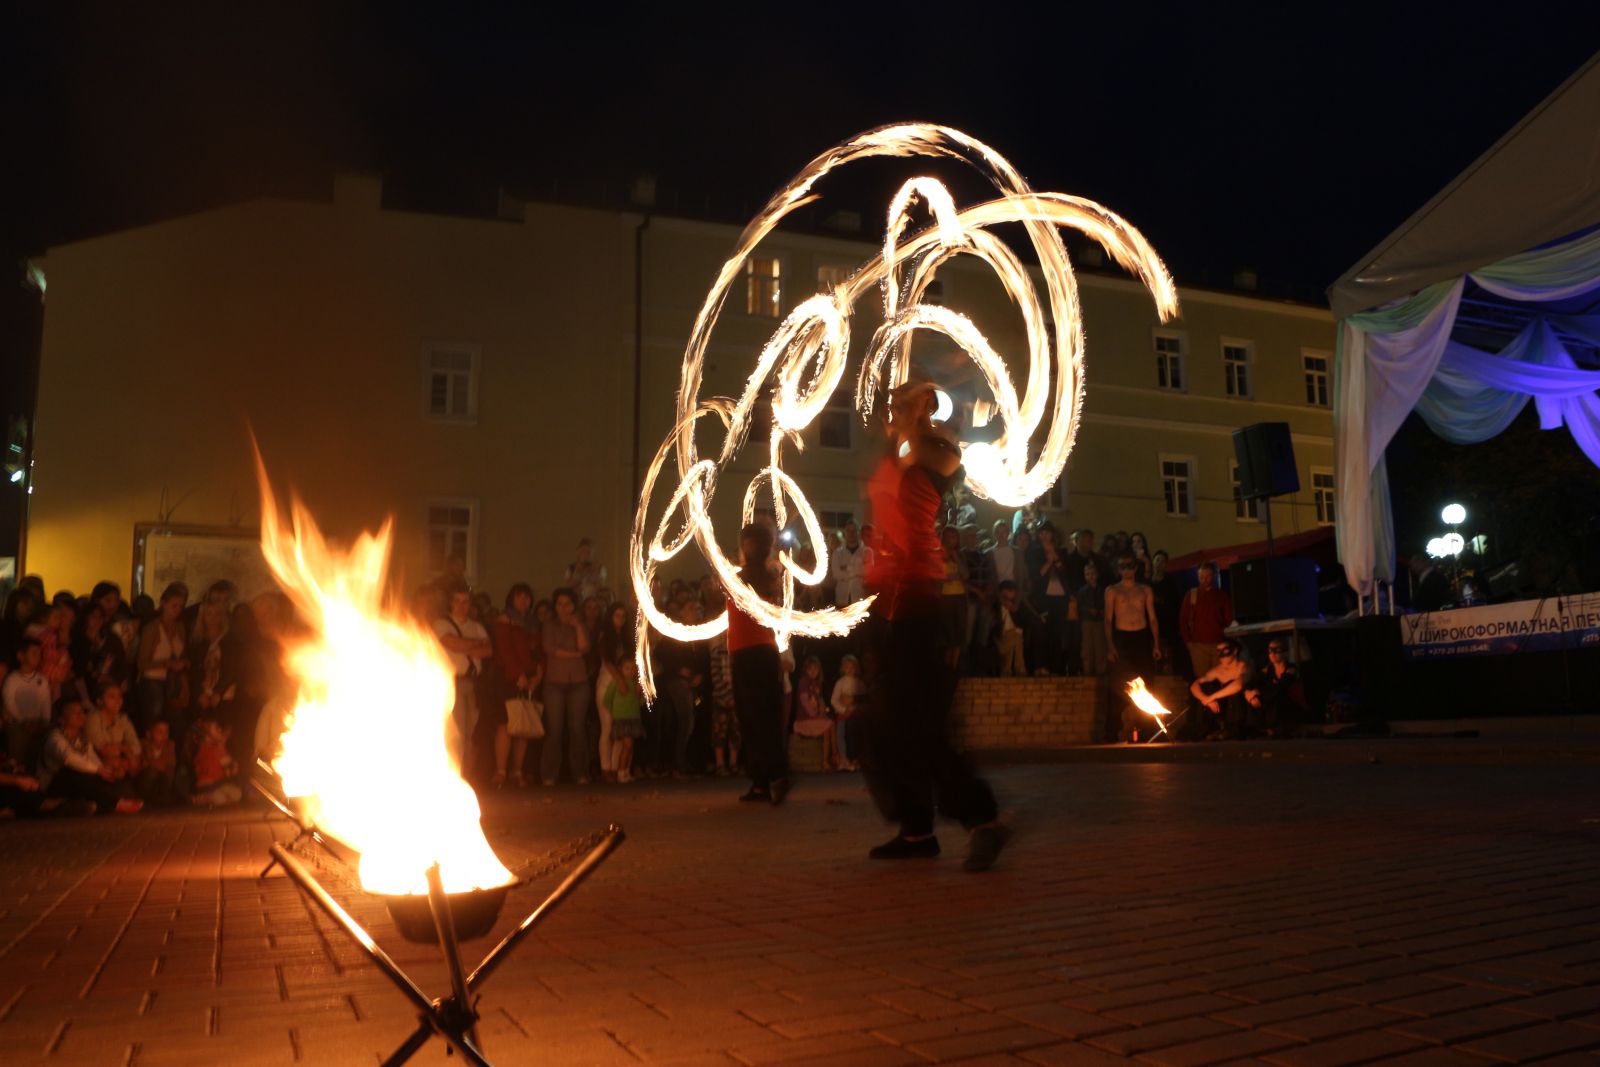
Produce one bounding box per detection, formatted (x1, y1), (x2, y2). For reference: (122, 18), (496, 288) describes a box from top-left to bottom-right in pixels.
(1441, 503), (1466, 526)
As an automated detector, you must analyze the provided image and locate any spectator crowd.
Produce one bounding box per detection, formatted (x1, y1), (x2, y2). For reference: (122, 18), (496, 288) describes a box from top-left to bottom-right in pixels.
(1, 498), (1310, 819)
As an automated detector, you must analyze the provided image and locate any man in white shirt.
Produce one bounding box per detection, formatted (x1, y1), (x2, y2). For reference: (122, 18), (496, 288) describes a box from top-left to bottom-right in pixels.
(3, 639), (52, 763)
(830, 521), (875, 606)
(434, 589), (494, 775)
(987, 520), (1022, 587)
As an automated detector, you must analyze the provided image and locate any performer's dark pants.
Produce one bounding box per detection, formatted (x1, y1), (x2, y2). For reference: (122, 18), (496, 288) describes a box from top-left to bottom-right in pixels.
(865, 591), (997, 837)
(1111, 627), (1155, 741)
(732, 645), (786, 791)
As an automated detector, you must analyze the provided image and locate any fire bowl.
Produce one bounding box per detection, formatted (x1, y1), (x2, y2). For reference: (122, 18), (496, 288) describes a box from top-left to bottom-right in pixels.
(381, 883), (514, 944)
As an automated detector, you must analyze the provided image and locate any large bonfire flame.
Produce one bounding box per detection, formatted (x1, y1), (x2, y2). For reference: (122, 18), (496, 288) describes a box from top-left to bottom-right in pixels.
(1126, 677), (1173, 739)
(256, 457), (513, 896)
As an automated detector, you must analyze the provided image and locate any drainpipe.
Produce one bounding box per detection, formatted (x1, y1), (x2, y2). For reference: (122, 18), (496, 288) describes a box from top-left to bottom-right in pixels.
(16, 261), (46, 577)
(631, 212), (651, 496)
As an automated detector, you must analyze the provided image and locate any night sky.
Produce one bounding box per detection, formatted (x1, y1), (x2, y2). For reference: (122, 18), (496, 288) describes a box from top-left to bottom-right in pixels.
(5, 4), (1599, 296)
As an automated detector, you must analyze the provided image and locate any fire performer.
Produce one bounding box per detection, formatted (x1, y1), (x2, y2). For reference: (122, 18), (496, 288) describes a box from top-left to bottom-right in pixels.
(863, 380), (1010, 871)
(1105, 554), (1163, 742)
(728, 524), (790, 806)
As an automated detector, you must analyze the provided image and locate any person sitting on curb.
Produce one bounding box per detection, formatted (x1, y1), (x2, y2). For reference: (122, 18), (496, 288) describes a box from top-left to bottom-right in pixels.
(1188, 638), (1252, 741)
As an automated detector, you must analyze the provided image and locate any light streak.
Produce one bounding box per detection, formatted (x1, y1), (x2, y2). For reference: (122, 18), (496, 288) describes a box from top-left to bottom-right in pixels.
(631, 123), (1179, 699)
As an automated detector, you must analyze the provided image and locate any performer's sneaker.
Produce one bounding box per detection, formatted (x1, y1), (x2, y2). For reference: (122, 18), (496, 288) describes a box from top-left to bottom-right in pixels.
(963, 824), (1012, 872)
(869, 835), (940, 859)
(768, 778), (791, 806)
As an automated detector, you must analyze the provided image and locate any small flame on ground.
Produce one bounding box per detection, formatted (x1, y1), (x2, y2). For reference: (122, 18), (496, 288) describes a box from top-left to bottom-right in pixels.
(1126, 677), (1172, 739)
(257, 454), (513, 896)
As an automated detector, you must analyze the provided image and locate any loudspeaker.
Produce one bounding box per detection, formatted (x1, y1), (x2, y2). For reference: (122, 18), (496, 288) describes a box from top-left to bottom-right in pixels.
(1232, 422), (1300, 499)
(1229, 557), (1319, 623)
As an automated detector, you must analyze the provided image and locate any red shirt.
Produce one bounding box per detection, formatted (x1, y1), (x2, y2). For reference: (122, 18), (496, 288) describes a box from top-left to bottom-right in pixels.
(725, 592), (777, 653)
(1180, 586), (1234, 644)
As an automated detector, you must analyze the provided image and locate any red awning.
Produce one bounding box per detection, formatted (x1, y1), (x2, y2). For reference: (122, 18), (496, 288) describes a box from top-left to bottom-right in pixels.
(1164, 526), (1337, 574)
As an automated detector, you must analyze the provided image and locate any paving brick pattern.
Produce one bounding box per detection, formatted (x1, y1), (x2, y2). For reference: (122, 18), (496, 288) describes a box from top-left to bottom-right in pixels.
(2, 752), (1599, 1065)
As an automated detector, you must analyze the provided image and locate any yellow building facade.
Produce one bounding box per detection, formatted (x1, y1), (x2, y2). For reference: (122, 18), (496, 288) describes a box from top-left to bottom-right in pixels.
(27, 179), (1333, 600)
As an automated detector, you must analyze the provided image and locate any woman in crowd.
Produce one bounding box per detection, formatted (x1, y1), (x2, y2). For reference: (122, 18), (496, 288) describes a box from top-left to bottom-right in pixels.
(1148, 549), (1181, 672)
(187, 599), (232, 725)
(136, 584), (189, 735)
(1028, 524), (1071, 675)
(1128, 531), (1153, 582)
(491, 583), (541, 788)
(69, 603), (128, 701)
(33, 597), (76, 699)
(540, 588), (592, 786)
(1076, 560), (1108, 676)
(594, 601), (632, 781)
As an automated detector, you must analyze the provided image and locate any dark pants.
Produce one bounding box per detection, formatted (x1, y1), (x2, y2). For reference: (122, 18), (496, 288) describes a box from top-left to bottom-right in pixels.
(732, 645), (786, 791)
(865, 595), (997, 838)
(46, 768), (123, 813)
(1112, 627), (1155, 740)
(540, 680), (591, 783)
(1038, 596), (1072, 674)
(662, 678), (698, 774)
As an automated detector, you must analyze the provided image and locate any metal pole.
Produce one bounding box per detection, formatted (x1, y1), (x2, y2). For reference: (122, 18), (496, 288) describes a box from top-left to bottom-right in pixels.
(425, 863), (482, 1055)
(268, 845), (436, 1018)
(468, 825), (625, 990)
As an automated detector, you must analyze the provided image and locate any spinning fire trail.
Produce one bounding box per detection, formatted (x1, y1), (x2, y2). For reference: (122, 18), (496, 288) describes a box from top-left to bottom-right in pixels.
(631, 123), (1180, 693)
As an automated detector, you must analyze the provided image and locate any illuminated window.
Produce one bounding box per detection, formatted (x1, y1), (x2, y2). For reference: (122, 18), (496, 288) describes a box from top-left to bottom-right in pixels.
(1154, 331), (1185, 391)
(426, 344), (479, 421)
(1312, 469), (1336, 525)
(1222, 339), (1253, 398)
(1231, 461), (1261, 522)
(1161, 456), (1195, 517)
(1304, 351), (1331, 407)
(746, 256), (782, 317)
(426, 499), (478, 578)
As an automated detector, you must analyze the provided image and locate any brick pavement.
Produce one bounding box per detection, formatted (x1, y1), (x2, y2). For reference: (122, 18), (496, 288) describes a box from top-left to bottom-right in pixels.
(2, 747), (1600, 1065)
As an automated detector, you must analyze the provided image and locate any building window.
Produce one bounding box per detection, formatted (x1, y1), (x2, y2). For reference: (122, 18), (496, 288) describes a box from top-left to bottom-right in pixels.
(818, 392), (852, 450)
(1045, 476), (1065, 510)
(426, 499), (478, 578)
(1154, 331), (1185, 391)
(1304, 350), (1331, 407)
(746, 256), (782, 317)
(816, 264), (850, 293)
(1231, 461), (1261, 522)
(1312, 468), (1336, 525)
(1222, 339), (1253, 398)
(818, 508), (855, 535)
(1161, 456), (1195, 517)
(426, 344), (479, 421)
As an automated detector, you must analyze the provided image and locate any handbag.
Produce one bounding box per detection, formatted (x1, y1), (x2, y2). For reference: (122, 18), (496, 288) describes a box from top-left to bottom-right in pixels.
(506, 692), (545, 739)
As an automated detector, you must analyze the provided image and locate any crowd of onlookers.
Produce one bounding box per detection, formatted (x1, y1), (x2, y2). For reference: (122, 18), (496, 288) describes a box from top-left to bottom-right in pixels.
(1, 504), (1312, 818)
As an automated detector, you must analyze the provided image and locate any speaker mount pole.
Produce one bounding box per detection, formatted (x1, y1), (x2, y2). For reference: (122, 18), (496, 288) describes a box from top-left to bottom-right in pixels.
(1261, 493), (1276, 620)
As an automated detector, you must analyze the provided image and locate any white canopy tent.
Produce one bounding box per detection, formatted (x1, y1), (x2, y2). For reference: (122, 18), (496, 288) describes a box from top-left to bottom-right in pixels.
(1329, 49), (1600, 601)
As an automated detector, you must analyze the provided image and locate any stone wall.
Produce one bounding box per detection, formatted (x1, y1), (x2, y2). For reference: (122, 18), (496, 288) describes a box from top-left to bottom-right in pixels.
(953, 674), (1191, 749)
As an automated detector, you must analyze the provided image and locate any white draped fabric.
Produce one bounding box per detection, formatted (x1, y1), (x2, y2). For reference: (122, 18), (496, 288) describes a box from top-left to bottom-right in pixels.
(1334, 227), (1600, 597)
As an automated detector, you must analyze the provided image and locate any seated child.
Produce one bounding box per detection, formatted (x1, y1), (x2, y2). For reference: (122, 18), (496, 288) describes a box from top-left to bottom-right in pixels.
(602, 660), (646, 784)
(85, 685), (141, 780)
(190, 718), (243, 807)
(792, 655), (839, 770)
(138, 720), (178, 806)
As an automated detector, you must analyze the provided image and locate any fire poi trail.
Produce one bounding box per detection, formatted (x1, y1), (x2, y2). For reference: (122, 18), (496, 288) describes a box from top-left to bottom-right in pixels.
(631, 122), (1180, 692)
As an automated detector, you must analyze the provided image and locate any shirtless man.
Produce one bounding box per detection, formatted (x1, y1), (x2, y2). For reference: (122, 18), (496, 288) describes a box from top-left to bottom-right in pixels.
(1105, 555), (1162, 741)
(1190, 638), (1252, 740)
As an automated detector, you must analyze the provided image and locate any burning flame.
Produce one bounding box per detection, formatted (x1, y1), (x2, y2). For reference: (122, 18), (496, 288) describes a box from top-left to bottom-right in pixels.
(630, 123), (1178, 699)
(1126, 677), (1172, 739)
(256, 456), (513, 896)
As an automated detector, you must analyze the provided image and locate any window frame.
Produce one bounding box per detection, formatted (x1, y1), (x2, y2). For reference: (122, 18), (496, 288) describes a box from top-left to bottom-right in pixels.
(745, 255), (783, 318)
(817, 390), (854, 451)
(1311, 467), (1336, 526)
(424, 342), (481, 423)
(425, 497), (480, 582)
(1221, 337), (1254, 399)
(1154, 329), (1187, 393)
(1302, 348), (1332, 408)
(1230, 460), (1262, 523)
(1160, 453), (1198, 519)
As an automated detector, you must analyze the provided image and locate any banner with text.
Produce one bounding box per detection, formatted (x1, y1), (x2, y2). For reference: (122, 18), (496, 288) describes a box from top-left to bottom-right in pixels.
(1400, 593), (1600, 659)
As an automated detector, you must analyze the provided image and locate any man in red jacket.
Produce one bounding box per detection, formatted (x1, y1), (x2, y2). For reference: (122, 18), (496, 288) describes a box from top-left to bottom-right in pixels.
(1179, 562), (1233, 680)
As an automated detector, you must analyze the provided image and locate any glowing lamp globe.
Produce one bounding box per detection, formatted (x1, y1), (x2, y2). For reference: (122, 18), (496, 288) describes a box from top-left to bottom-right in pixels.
(1441, 503), (1466, 526)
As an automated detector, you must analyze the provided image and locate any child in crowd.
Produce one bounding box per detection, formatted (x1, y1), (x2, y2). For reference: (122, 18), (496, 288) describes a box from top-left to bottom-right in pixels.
(708, 630), (741, 776)
(829, 654), (865, 771)
(138, 720), (178, 806)
(603, 659), (645, 783)
(85, 685), (141, 779)
(792, 655), (838, 769)
(190, 718), (242, 807)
